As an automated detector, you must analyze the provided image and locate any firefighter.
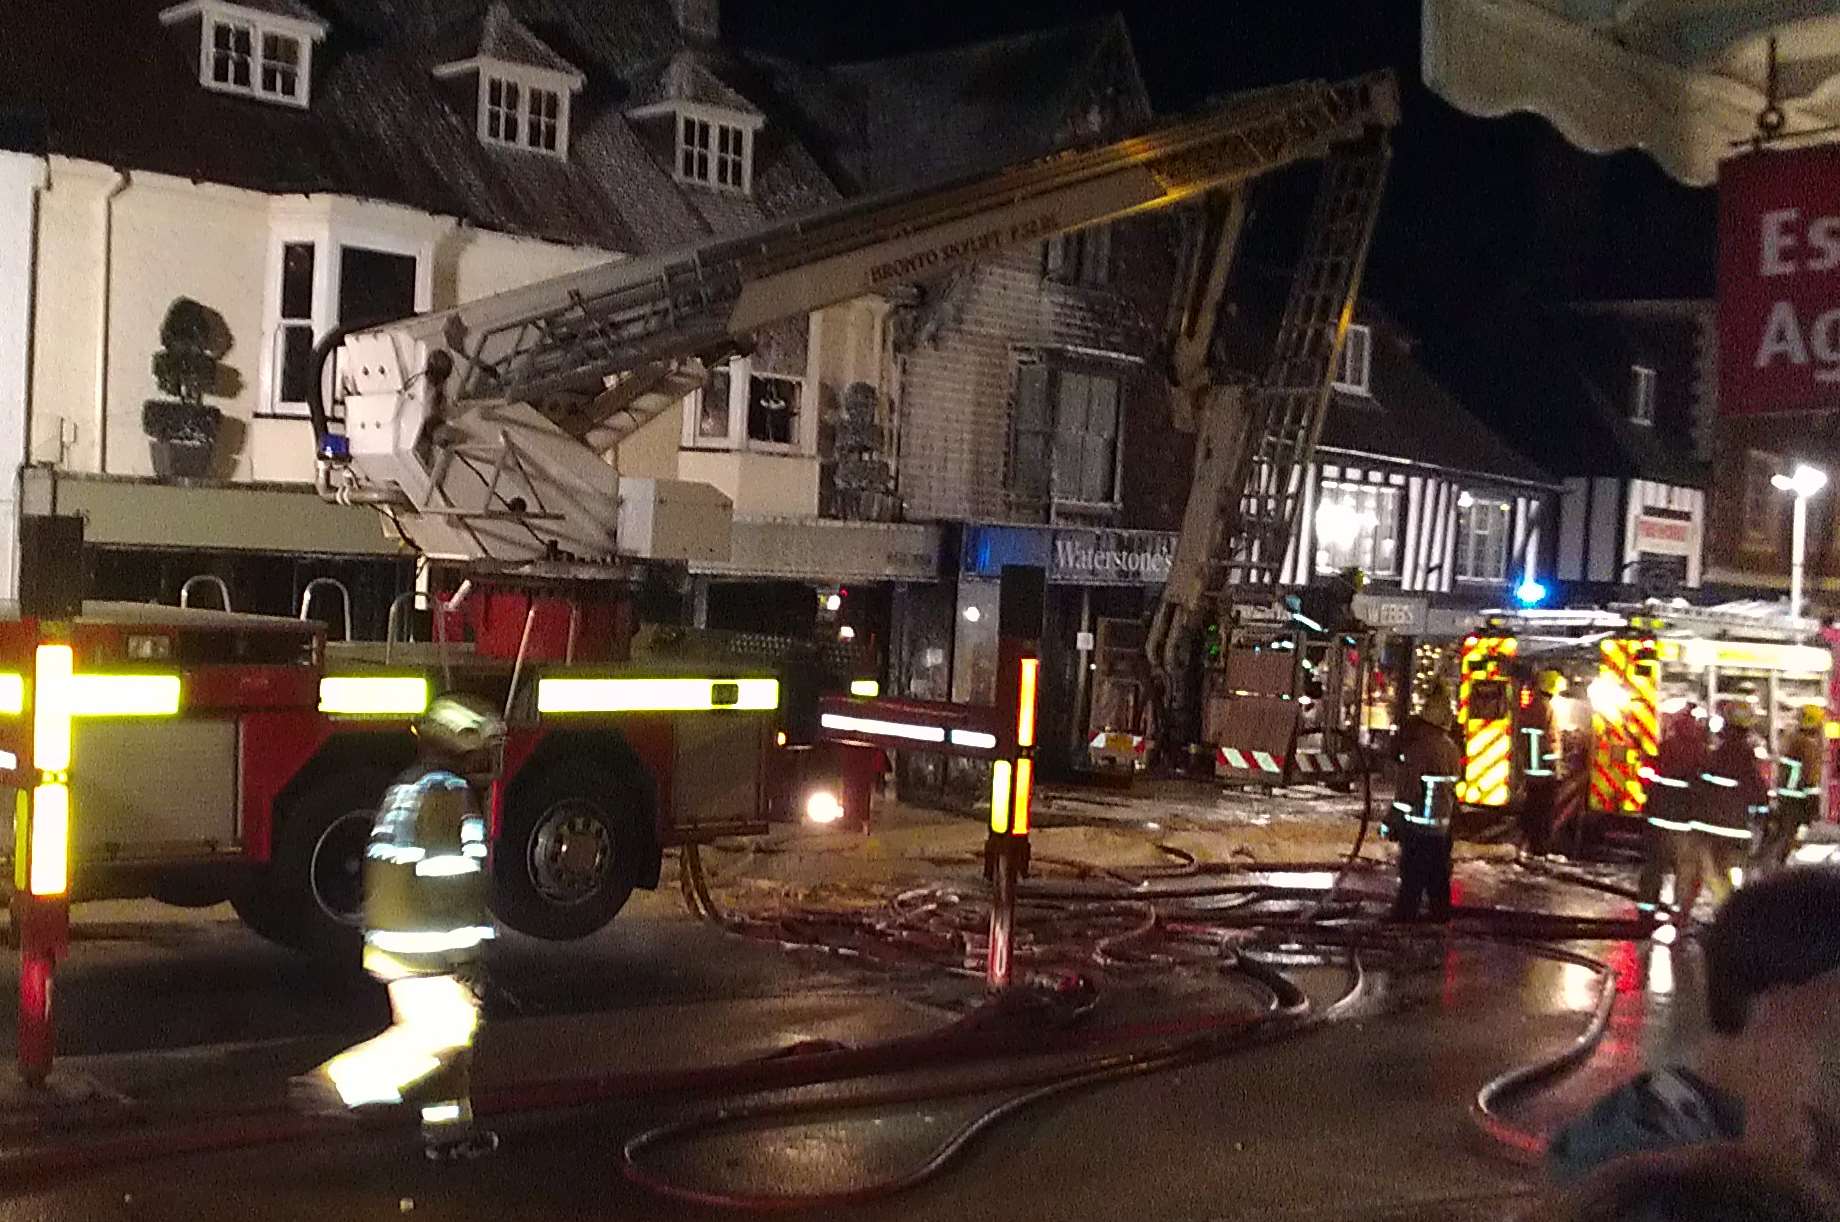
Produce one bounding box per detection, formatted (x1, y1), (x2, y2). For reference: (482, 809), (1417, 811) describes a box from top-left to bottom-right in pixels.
(1760, 703), (1826, 873)
(1681, 697), (1769, 918)
(1516, 669), (1566, 859)
(1639, 700), (1706, 915)
(1389, 682), (1463, 923)
(295, 692), (506, 1161)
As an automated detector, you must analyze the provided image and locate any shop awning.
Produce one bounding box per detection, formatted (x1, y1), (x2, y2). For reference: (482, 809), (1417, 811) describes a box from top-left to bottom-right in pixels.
(1422, 0), (1840, 185)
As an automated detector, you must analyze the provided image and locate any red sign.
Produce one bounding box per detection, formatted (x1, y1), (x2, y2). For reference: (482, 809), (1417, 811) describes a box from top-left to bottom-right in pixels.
(1719, 146), (1840, 416)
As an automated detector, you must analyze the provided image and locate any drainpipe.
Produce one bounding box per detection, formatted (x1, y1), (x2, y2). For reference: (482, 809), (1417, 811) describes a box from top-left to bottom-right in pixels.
(94, 169), (129, 475)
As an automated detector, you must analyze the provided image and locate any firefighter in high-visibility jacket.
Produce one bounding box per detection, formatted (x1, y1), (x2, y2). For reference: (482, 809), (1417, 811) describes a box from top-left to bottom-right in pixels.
(1760, 703), (1826, 873)
(298, 692), (506, 1161)
(1638, 700), (1706, 914)
(1681, 698), (1769, 917)
(1515, 669), (1566, 858)
(1389, 684), (1463, 923)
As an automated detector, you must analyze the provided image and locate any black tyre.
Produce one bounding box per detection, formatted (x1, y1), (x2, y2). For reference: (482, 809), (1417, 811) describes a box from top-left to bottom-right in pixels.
(493, 758), (648, 940)
(233, 765), (395, 960)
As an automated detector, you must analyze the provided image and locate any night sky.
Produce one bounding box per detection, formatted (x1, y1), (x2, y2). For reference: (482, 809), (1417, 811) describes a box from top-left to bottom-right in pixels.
(727, 0), (1717, 378)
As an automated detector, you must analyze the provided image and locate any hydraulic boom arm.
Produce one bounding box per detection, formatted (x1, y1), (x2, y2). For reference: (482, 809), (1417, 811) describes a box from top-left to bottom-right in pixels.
(312, 73), (1398, 567)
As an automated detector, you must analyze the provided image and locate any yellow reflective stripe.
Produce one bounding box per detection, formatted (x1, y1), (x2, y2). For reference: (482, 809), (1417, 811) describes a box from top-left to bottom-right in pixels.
(989, 760), (1013, 835)
(68, 674), (181, 716)
(365, 926), (496, 954)
(33, 644), (73, 774)
(849, 679), (880, 698)
(1013, 757), (1034, 835)
(0, 673), (22, 716)
(29, 781), (68, 897)
(320, 676), (430, 717)
(1016, 658), (1039, 748)
(537, 677), (779, 713)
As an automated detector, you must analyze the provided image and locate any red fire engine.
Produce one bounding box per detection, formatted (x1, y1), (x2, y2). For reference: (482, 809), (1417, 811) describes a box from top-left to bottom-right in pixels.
(2, 74), (1398, 963)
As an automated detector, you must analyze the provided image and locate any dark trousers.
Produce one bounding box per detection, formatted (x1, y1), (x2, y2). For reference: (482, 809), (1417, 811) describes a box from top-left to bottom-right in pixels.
(1393, 830), (1453, 921)
(1519, 778), (1558, 856)
(1757, 796), (1816, 873)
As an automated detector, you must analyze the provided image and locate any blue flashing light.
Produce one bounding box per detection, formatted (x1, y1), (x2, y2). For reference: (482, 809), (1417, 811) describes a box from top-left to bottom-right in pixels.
(318, 434), (352, 462)
(1515, 579), (1548, 607)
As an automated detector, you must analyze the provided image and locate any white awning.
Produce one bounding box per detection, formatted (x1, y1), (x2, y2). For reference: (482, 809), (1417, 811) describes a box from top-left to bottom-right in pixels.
(1422, 0), (1840, 185)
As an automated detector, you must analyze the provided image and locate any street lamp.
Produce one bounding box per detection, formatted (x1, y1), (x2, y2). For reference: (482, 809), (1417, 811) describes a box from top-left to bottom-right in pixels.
(1771, 462), (1828, 623)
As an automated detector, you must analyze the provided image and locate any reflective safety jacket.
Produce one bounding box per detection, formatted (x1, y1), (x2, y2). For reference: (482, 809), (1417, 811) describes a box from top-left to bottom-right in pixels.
(363, 764), (494, 976)
(1777, 726), (1825, 803)
(1514, 694), (1560, 783)
(1698, 731), (1769, 839)
(1642, 722), (1708, 833)
(1393, 715), (1463, 837)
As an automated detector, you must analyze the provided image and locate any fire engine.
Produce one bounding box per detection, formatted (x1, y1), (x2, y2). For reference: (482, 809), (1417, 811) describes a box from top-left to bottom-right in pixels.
(0, 75), (1401, 956)
(1453, 602), (1834, 829)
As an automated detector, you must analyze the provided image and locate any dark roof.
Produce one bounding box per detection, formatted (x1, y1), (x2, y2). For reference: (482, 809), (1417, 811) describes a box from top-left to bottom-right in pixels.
(1427, 302), (1710, 488)
(206, 0), (327, 24)
(0, 0), (835, 252)
(631, 50), (762, 115)
(1319, 318), (1557, 486)
(472, 2), (580, 79)
(762, 15), (1152, 194)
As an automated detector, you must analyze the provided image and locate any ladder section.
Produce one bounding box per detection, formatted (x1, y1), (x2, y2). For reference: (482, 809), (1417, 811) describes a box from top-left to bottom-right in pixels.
(1210, 136), (1392, 596)
(414, 74), (1400, 439)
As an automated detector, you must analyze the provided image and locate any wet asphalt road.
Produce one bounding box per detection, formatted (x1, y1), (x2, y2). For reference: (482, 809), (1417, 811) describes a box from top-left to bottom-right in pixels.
(0, 866), (1690, 1222)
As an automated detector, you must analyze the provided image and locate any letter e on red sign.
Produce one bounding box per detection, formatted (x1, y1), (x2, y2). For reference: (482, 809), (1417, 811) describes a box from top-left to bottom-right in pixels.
(1719, 145), (1840, 416)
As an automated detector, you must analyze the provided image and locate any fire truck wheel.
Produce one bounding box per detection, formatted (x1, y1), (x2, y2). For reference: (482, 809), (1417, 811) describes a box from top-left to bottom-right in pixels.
(235, 766), (394, 959)
(495, 760), (645, 940)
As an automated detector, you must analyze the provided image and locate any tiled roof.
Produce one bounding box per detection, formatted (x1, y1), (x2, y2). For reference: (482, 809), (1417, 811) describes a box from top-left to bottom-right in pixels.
(473, 1), (581, 79)
(212, 0), (327, 25)
(1319, 319), (1558, 487)
(0, 0), (833, 253)
(763, 15), (1151, 194)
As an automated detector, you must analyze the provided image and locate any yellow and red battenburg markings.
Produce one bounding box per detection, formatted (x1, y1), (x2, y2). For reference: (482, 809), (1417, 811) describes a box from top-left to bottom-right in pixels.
(1458, 636), (1516, 807)
(1591, 637), (1658, 815)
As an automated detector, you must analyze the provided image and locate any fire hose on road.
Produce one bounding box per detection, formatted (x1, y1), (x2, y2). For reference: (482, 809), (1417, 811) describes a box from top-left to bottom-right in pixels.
(0, 832), (1648, 1200)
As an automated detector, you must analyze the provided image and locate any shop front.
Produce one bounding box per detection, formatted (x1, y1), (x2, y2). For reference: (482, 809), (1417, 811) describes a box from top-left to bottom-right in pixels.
(955, 524), (1176, 779)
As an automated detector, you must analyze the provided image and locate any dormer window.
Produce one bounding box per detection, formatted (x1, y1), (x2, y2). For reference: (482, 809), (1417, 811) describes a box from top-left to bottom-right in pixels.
(680, 114), (750, 191)
(480, 75), (563, 153)
(434, 4), (584, 161)
(1333, 324), (1373, 395)
(1631, 364), (1656, 426)
(160, 1), (327, 109)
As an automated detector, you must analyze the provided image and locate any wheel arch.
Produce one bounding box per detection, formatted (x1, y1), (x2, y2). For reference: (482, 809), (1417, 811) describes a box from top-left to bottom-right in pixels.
(507, 727), (663, 889)
(275, 730), (416, 832)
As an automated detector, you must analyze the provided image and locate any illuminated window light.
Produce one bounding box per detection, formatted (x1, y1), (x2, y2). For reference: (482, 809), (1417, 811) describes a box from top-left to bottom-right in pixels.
(29, 781), (68, 896)
(849, 679), (881, 699)
(319, 676), (430, 717)
(950, 729), (998, 750)
(819, 713), (945, 743)
(68, 674), (182, 717)
(33, 644), (73, 774)
(537, 677), (779, 713)
(1017, 657), (1039, 748)
(989, 759), (1013, 835)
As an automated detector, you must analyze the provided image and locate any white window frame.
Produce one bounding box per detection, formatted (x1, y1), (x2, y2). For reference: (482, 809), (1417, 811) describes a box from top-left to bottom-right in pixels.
(478, 72), (568, 157)
(680, 356), (816, 455)
(1333, 324), (1373, 395)
(259, 202), (439, 423)
(652, 102), (763, 196)
(1455, 493), (1513, 583)
(434, 56), (583, 161)
(1631, 364), (1657, 426)
(161, 1), (324, 109)
(1313, 479), (1401, 577)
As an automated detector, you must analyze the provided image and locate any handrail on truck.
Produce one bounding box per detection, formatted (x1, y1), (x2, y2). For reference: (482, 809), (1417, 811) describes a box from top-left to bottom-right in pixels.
(179, 574), (232, 612)
(298, 578), (354, 643)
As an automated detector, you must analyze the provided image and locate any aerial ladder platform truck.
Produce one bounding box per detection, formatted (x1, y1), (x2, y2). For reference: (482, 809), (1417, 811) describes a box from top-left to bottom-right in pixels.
(0, 74), (1398, 972)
